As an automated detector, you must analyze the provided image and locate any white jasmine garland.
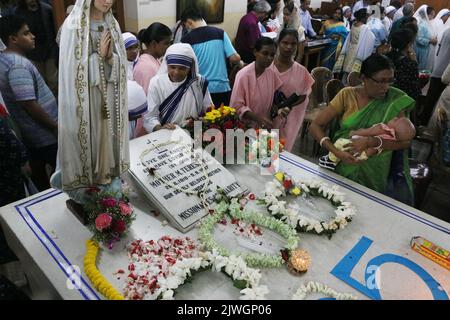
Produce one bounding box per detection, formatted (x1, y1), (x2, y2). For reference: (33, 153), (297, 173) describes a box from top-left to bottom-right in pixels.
(262, 174), (356, 238)
(198, 198), (298, 268)
(161, 250), (269, 300)
(240, 285), (270, 300)
(292, 281), (358, 300)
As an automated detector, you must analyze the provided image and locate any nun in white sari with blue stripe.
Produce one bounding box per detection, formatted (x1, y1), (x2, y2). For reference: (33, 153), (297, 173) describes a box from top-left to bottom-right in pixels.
(143, 43), (212, 133)
(127, 80), (147, 139)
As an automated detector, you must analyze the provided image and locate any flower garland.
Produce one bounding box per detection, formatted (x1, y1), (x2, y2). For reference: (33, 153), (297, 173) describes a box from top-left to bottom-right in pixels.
(292, 281), (358, 300)
(84, 239), (124, 300)
(198, 192), (298, 268)
(261, 172), (356, 238)
(122, 236), (268, 300)
(155, 252), (270, 300)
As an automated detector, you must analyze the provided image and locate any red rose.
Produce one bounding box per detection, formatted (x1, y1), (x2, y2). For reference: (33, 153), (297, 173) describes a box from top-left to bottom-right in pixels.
(112, 220), (127, 234)
(101, 198), (118, 208)
(236, 121), (246, 130)
(95, 213), (112, 231)
(283, 179), (293, 190)
(223, 120), (234, 130)
(119, 202), (132, 216)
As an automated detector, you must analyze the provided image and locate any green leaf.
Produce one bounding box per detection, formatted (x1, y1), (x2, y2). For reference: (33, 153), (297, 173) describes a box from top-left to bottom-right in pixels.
(233, 279), (248, 290)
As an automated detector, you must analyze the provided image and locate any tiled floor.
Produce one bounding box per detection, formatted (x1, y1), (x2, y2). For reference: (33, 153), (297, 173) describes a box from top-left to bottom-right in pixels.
(292, 132), (450, 224)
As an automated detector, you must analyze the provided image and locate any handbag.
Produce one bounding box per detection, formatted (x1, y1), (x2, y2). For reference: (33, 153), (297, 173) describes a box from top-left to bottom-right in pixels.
(270, 90), (301, 119)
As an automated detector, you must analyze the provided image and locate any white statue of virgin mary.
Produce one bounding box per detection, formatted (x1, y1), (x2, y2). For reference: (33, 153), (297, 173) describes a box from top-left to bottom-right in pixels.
(51, 0), (129, 205)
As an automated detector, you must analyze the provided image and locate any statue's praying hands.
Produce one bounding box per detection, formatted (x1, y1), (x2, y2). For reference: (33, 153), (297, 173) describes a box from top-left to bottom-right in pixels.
(99, 30), (113, 60)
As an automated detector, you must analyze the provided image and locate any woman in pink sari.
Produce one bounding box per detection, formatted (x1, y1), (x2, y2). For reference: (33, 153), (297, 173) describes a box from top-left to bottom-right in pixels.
(230, 37), (282, 129)
(133, 23), (172, 138)
(271, 28), (314, 151)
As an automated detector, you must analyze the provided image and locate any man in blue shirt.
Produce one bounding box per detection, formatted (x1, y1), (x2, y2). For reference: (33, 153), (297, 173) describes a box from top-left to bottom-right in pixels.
(300, 0), (316, 39)
(181, 7), (243, 107)
(0, 15), (58, 191)
(14, 0), (58, 96)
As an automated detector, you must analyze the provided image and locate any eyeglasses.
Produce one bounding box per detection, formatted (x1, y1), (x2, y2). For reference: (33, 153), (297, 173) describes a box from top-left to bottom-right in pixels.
(368, 76), (396, 85)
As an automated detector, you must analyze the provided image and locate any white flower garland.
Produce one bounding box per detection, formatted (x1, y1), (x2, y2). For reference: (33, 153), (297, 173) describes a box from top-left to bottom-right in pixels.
(261, 172), (356, 238)
(292, 281), (358, 300)
(198, 197), (298, 268)
(149, 251), (269, 300)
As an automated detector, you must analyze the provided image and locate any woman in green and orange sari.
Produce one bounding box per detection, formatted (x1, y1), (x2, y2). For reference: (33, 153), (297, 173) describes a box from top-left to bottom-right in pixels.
(310, 54), (416, 205)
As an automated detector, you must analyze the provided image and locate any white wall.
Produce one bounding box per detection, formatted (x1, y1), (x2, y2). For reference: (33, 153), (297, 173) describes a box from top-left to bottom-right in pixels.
(123, 0), (247, 39)
(123, 0), (139, 32)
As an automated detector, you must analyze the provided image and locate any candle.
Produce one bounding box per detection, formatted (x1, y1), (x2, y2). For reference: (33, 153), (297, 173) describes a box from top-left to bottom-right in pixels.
(288, 249), (312, 274)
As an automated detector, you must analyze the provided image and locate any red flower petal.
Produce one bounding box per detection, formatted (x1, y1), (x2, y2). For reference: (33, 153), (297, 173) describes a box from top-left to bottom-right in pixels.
(283, 180), (293, 190)
(280, 249), (290, 262)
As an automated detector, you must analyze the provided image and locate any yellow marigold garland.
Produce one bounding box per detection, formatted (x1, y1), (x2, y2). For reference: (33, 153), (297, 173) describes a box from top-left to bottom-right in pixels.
(84, 239), (125, 300)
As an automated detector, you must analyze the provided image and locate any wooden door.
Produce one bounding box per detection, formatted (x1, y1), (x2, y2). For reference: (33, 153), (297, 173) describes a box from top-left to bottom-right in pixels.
(52, 0), (75, 30)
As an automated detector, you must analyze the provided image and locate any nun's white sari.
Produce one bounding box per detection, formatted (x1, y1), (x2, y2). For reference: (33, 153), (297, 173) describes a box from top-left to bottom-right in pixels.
(51, 0), (129, 203)
(427, 9), (449, 72)
(143, 43), (211, 133)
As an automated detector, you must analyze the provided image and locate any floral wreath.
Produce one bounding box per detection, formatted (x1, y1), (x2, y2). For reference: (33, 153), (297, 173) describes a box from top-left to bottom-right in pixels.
(84, 237), (269, 300)
(292, 281), (358, 300)
(198, 190), (299, 269)
(260, 172), (356, 238)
